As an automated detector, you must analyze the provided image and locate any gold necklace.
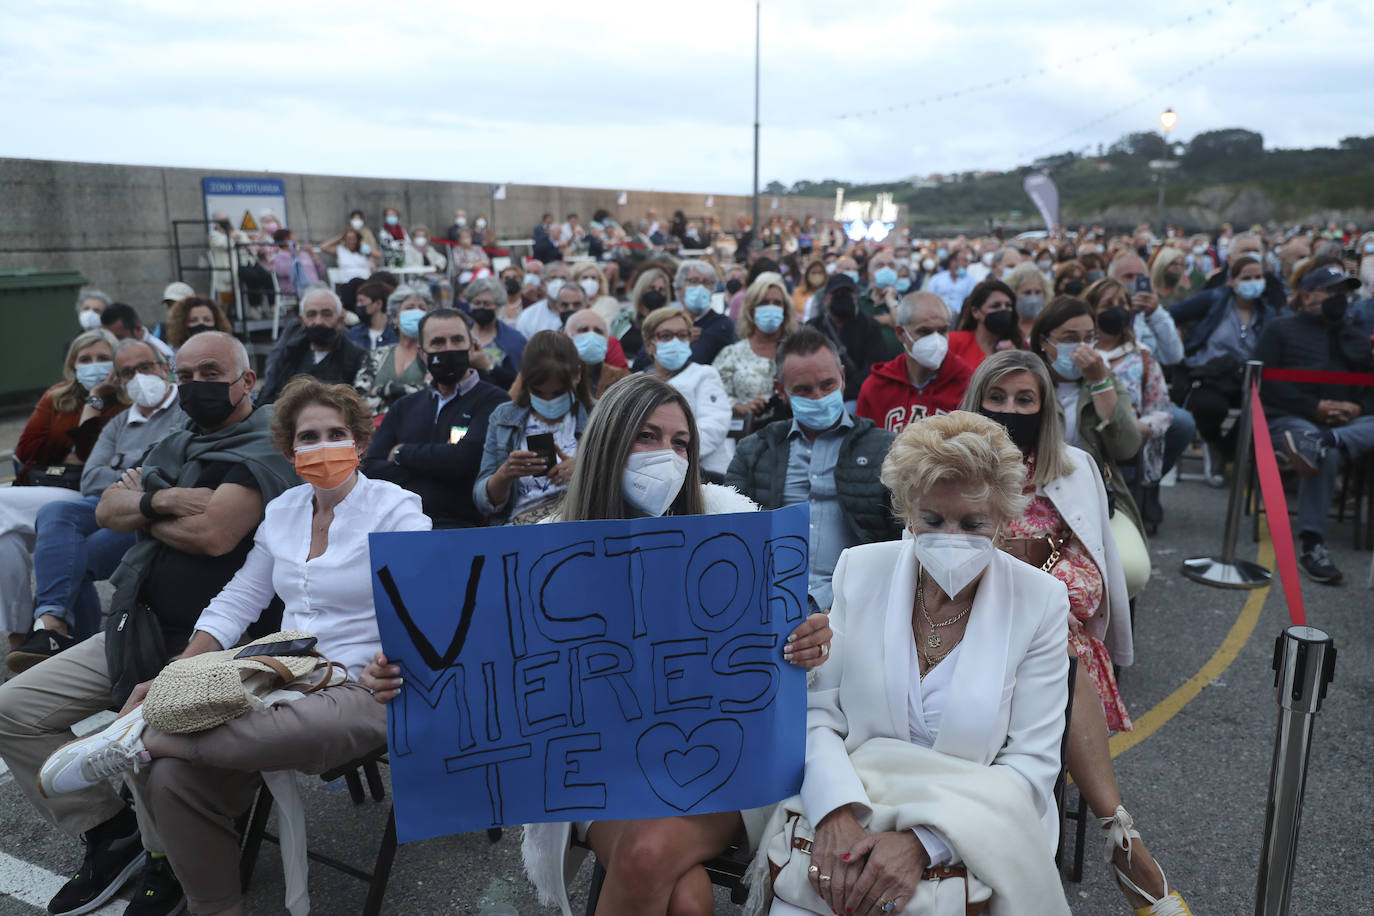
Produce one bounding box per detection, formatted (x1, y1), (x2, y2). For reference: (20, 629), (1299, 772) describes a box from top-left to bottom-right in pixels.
(916, 569), (973, 651)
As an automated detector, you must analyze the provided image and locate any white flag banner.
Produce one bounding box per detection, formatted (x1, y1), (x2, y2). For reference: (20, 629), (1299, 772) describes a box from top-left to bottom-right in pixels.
(1022, 173), (1059, 230)
(491, 184), (507, 201)
(617, 191), (628, 206)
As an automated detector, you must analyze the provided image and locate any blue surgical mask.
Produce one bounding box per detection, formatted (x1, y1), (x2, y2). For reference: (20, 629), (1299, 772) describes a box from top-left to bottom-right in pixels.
(655, 338), (692, 371)
(754, 304), (785, 333)
(896, 277), (912, 293)
(76, 361), (113, 391)
(937, 248), (948, 259)
(1235, 279), (1266, 300)
(573, 331), (608, 364)
(956, 266), (968, 279)
(873, 266), (898, 288)
(843, 270), (860, 284)
(398, 308), (426, 338)
(385, 214), (399, 226)
(683, 285), (711, 314)
(1050, 342), (1083, 380)
(789, 387), (844, 431)
(530, 391), (572, 420)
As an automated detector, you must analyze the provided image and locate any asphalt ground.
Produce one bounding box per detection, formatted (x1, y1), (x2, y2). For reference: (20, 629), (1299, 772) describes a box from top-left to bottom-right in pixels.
(1, 450), (1371, 915)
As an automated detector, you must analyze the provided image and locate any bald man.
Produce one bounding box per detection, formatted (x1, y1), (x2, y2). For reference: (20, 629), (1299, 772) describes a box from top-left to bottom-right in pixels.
(857, 292), (974, 430)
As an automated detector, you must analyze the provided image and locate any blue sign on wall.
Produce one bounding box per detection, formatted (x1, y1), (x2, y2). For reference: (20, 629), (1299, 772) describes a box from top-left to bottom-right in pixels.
(201, 176), (287, 232)
(369, 505), (811, 844)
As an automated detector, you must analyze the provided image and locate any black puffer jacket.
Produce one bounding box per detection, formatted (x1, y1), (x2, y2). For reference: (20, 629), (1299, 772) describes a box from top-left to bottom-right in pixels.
(724, 416), (901, 545)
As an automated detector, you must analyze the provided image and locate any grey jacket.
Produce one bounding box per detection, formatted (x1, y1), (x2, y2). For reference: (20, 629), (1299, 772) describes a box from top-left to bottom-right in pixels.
(80, 395), (188, 495)
(472, 400), (591, 525)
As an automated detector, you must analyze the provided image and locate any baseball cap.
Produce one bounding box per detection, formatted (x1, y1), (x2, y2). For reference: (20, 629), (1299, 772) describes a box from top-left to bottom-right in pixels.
(1298, 265), (1360, 293)
(162, 281), (195, 303)
(825, 273), (858, 294)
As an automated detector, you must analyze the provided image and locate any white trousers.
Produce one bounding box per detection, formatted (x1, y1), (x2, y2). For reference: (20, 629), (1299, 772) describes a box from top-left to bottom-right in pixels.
(0, 485), (84, 634)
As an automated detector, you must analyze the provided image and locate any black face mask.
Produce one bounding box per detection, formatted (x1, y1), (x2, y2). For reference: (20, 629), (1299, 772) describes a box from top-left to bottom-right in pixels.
(185, 324), (212, 338)
(979, 407), (1041, 453)
(179, 376), (244, 430)
(725, 278), (743, 296)
(558, 308), (575, 326)
(504, 277), (521, 296)
(1062, 280), (1086, 296)
(829, 290), (856, 320)
(470, 307), (496, 327)
(1097, 306), (1131, 337)
(427, 349), (469, 386)
(304, 324), (337, 347)
(982, 308), (1018, 339)
(642, 289), (667, 310)
(1321, 293), (1348, 324)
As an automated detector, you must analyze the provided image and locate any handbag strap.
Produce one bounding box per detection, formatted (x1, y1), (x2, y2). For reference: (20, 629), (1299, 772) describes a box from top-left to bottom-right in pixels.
(240, 655), (297, 683)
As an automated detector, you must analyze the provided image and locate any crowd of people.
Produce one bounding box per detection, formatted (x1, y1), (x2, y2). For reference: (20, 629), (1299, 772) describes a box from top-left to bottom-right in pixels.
(2, 201), (1372, 916)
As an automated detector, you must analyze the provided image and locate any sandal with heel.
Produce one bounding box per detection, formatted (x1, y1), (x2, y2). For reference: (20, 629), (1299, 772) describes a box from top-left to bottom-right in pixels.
(1100, 805), (1193, 916)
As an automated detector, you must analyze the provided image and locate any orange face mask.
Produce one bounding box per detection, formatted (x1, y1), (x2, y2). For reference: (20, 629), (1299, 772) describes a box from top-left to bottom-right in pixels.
(294, 441), (358, 490)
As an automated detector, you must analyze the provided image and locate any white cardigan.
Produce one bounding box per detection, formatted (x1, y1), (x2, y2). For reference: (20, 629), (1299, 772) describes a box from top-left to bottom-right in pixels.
(803, 540), (1070, 856)
(664, 362), (733, 476)
(1039, 445), (1134, 667)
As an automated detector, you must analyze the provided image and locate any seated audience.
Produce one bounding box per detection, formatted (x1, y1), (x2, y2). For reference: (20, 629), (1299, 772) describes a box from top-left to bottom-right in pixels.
(100, 302), (175, 362)
(675, 259), (736, 365)
(320, 225), (377, 282)
(1256, 265), (1374, 584)
(806, 273), (890, 404)
(474, 331), (591, 525)
(6, 339), (185, 671)
(498, 263), (528, 326)
(857, 292), (973, 430)
(0, 330), (299, 916)
(726, 327), (900, 609)
(619, 263), (674, 367)
(466, 276), (528, 390)
(257, 286), (366, 405)
(164, 296), (232, 349)
(269, 228), (327, 300)
(354, 285), (434, 415)
(449, 228), (489, 284)
(757, 410), (1070, 916)
(713, 271), (796, 438)
(963, 351), (1186, 913)
(363, 309), (509, 527)
(378, 206), (410, 262)
(152, 282), (196, 342)
(640, 306), (732, 482)
(403, 224), (448, 272)
(926, 248), (977, 314)
(563, 309), (629, 398)
(571, 260), (620, 326)
(347, 280), (399, 351)
(947, 279), (1021, 369)
(35, 377), (427, 916)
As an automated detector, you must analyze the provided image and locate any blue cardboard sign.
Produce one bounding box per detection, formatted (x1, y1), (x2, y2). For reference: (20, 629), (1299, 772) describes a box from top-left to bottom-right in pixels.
(369, 505), (810, 844)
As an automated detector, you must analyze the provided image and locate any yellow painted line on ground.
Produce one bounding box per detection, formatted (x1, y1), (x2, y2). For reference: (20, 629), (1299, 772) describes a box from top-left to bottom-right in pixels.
(1109, 521), (1275, 759)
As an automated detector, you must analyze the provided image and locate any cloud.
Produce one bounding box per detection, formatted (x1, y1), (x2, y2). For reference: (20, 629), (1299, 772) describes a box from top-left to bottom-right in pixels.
(0, 0), (1370, 194)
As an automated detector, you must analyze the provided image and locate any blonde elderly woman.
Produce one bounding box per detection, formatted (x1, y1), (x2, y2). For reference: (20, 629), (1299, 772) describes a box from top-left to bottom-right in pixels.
(753, 410), (1070, 916)
(571, 260), (622, 327)
(1004, 262), (1052, 344)
(641, 305), (733, 482)
(713, 271), (796, 430)
(962, 350), (1191, 916)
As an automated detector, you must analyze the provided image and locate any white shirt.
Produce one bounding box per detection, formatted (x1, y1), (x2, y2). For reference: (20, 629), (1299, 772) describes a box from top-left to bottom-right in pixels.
(926, 271), (978, 314)
(516, 301), (563, 339)
(908, 639), (964, 866)
(335, 246), (372, 283)
(193, 475), (431, 681)
(1056, 380), (1080, 448)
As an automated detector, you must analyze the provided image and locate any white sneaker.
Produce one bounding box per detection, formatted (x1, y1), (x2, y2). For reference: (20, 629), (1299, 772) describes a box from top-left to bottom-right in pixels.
(40, 706), (151, 797)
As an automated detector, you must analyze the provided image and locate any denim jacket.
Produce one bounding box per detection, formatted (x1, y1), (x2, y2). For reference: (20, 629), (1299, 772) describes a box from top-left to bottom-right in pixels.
(472, 400), (591, 524)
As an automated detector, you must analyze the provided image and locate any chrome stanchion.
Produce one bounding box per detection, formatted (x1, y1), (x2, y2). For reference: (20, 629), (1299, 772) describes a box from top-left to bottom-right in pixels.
(1181, 359), (1273, 588)
(1254, 625), (1336, 916)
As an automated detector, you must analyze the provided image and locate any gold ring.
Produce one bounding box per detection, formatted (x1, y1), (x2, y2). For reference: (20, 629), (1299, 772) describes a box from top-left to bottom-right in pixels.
(818, 874), (832, 882)
(808, 864), (819, 875)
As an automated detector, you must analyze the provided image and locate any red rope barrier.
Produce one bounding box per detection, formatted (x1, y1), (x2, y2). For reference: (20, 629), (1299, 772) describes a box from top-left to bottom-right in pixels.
(1248, 383), (1306, 626)
(1260, 368), (1374, 387)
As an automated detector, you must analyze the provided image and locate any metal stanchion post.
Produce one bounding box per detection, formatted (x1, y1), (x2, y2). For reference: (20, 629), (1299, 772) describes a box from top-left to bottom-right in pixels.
(1182, 359), (1273, 588)
(1254, 625), (1336, 916)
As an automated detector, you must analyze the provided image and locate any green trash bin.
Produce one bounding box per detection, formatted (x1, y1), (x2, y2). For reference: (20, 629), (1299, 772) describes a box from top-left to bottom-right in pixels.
(0, 269), (89, 408)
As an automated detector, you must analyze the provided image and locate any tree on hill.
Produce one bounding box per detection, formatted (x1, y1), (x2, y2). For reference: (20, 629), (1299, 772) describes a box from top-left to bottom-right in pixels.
(1183, 129), (1264, 171)
(1106, 131), (1167, 162)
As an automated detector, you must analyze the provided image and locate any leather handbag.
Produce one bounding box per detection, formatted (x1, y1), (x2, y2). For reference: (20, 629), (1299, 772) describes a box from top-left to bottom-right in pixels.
(15, 462), (83, 489)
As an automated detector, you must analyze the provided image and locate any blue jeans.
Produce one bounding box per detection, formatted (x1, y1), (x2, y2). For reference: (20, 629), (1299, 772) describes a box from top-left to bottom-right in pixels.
(31, 494), (135, 639)
(1267, 414), (1374, 538)
(1162, 403), (1197, 476)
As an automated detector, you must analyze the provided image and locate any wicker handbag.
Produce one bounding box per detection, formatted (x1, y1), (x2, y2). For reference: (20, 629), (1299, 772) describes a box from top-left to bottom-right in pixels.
(142, 630), (346, 734)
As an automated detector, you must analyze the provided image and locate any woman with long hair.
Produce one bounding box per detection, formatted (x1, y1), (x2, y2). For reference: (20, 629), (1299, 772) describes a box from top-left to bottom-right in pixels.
(165, 297), (233, 349)
(947, 279), (1021, 369)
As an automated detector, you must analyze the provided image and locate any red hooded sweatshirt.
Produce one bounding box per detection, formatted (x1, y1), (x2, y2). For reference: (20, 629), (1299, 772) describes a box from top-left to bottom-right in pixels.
(855, 351), (974, 431)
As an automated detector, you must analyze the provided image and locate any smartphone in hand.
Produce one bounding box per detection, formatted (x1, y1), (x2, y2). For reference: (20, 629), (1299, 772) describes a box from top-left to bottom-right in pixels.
(1134, 274), (1152, 294)
(525, 433), (557, 471)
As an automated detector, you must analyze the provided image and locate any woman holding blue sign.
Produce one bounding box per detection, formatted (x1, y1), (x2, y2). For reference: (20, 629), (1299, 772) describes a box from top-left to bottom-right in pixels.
(756, 411), (1073, 916)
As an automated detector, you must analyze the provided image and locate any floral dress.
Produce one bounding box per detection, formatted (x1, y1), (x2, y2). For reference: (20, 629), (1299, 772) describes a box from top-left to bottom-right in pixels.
(712, 338), (776, 406)
(1103, 344), (1171, 484)
(1006, 458), (1132, 732)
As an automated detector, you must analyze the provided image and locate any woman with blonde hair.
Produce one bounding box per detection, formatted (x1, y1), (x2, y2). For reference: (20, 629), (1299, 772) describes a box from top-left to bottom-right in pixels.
(793, 258), (828, 319)
(713, 271), (795, 435)
(617, 262), (675, 366)
(571, 260), (621, 326)
(961, 350), (1190, 916)
(1148, 246), (1192, 308)
(1005, 261), (1053, 343)
(755, 410), (1071, 916)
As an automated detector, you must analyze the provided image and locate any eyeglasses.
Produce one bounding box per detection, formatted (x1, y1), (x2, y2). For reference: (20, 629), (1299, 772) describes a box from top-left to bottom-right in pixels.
(653, 330), (692, 343)
(116, 362), (161, 382)
(1050, 332), (1098, 347)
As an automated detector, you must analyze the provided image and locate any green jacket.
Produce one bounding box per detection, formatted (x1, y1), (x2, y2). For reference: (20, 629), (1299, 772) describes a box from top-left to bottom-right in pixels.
(1064, 378), (1145, 534)
(725, 416), (902, 545)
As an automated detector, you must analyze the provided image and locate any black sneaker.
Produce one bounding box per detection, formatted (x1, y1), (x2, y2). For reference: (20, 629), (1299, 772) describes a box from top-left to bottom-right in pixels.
(47, 807), (144, 916)
(122, 854), (186, 916)
(6, 628), (76, 675)
(1298, 541), (1343, 584)
(1282, 429), (1326, 479)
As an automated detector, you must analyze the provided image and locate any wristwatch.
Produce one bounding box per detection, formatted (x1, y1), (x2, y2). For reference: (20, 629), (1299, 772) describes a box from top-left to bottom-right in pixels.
(85, 395), (105, 410)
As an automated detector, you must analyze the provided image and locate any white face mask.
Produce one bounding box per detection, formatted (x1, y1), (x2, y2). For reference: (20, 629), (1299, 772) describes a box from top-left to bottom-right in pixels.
(546, 278), (567, 300)
(913, 532), (998, 599)
(921, 257), (936, 272)
(906, 331), (948, 370)
(622, 448), (689, 517)
(78, 309), (103, 331)
(125, 372), (169, 408)
(349, 218), (364, 230)
(579, 277), (600, 298)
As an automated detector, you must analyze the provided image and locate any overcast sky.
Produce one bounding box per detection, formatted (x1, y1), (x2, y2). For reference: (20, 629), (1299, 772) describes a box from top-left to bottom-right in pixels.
(2, 0), (1369, 195)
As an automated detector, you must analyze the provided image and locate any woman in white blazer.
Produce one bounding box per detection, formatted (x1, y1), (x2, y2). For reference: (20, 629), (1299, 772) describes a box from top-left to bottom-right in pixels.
(640, 306), (734, 480)
(961, 350), (1191, 916)
(756, 411), (1072, 916)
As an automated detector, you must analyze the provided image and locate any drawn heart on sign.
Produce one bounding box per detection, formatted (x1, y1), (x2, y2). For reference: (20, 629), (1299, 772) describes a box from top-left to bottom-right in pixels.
(635, 720), (743, 812)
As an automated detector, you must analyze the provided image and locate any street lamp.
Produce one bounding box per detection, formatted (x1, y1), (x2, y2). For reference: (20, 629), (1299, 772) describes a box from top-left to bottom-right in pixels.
(1156, 108), (1179, 236)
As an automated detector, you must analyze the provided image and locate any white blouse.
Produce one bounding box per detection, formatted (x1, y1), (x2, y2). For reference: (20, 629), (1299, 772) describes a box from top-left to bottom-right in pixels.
(906, 638), (965, 867)
(194, 475), (431, 681)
